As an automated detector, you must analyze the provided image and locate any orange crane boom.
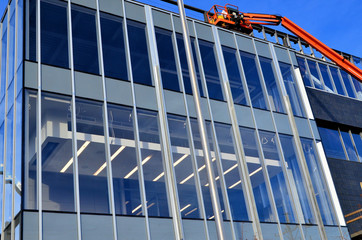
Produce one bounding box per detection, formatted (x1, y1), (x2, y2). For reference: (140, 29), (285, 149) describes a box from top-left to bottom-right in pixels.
(206, 4), (362, 82)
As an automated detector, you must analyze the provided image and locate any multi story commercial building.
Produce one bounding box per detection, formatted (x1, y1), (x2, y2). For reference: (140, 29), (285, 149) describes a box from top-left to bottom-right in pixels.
(0, 0), (360, 239)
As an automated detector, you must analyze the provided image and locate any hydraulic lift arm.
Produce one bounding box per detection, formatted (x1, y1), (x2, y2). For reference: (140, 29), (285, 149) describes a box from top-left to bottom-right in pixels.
(206, 4), (362, 82)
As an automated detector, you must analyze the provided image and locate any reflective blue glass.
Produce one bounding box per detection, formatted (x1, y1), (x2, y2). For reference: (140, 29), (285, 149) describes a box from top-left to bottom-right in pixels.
(259, 57), (285, 113)
(41, 0), (69, 68)
(72, 5), (99, 75)
(26, 0), (36, 61)
(307, 60), (323, 90)
(5, 107), (14, 227)
(0, 123), (3, 227)
(279, 134), (315, 224)
(318, 127), (346, 160)
(329, 67), (345, 95)
(279, 62), (305, 117)
(1, 13), (8, 101)
(8, 10), (15, 83)
(296, 57), (312, 87)
(351, 77), (362, 100)
(340, 131), (359, 162)
(222, 46), (247, 105)
(351, 133), (362, 162)
(155, 28), (179, 92)
(198, 40), (224, 101)
(318, 63), (334, 93)
(7, 81), (14, 113)
(127, 20), (152, 86)
(239, 51), (267, 109)
(17, 0), (23, 69)
(340, 70), (355, 98)
(14, 92), (22, 215)
(300, 138), (336, 225)
(100, 13), (128, 81)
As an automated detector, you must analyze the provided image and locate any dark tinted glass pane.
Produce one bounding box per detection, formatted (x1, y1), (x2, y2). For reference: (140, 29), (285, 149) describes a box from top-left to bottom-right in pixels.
(198, 40), (224, 101)
(127, 20), (152, 86)
(239, 51), (267, 109)
(176, 34), (191, 94)
(307, 60), (323, 90)
(318, 64), (334, 93)
(27, 0), (36, 61)
(71, 5), (99, 75)
(222, 46), (247, 105)
(352, 133), (362, 162)
(318, 127), (346, 160)
(259, 57), (284, 113)
(329, 67), (345, 95)
(340, 70), (355, 98)
(100, 13), (128, 80)
(340, 131), (358, 162)
(41, 0), (69, 68)
(155, 28), (179, 91)
(351, 77), (362, 99)
(296, 57), (312, 87)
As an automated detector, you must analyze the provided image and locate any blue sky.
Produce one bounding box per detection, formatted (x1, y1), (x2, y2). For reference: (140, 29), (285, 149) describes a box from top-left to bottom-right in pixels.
(0, 0), (361, 57)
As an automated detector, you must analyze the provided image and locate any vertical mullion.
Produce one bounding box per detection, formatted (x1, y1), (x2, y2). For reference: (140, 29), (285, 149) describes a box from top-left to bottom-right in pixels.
(338, 128), (349, 160)
(326, 64), (338, 93)
(315, 61), (326, 91)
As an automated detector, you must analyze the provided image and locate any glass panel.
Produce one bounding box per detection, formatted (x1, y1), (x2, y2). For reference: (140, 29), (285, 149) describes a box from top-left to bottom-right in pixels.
(281, 224), (302, 240)
(222, 46), (247, 105)
(198, 40), (224, 101)
(107, 104), (142, 215)
(155, 28), (179, 92)
(340, 70), (355, 98)
(318, 127), (346, 160)
(1, 13), (8, 101)
(279, 62), (304, 117)
(14, 93), (22, 215)
(239, 51), (267, 109)
(100, 13), (128, 80)
(351, 77), (362, 100)
(26, 0), (36, 61)
(127, 20), (152, 86)
(340, 131), (359, 162)
(239, 127), (275, 222)
(137, 109), (169, 217)
(214, 123), (249, 221)
(300, 138), (336, 225)
(24, 91), (37, 210)
(8, 9), (15, 83)
(279, 134), (315, 224)
(75, 99), (109, 214)
(261, 223), (280, 240)
(0, 122), (3, 227)
(329, 67), (345, 95)
(167, 115), (200, 219)
(17, 0), (24, 69)
(318, 63), (334, 93)
(259, 131), (296, 223)
(259, 57), (285, 113)
(41, 0), (69, 68)
(71, 5), (99, 75)
(351, 133), (362, 162)
(296, 56), (312, 87)
(4, 107), (14, 226)
(41, 94), (74, 211)
(307, 60), (323, 90)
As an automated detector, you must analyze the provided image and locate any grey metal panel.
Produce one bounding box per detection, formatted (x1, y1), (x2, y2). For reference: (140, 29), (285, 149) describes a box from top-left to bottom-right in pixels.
(43, 212), (77, 240)
(24, 61), (37, 89)
(281, 224), (302, 240)
(309, 119), (320, 140)
(105, 78), (133, 107)
(195, 22), (213, 42)
(116, 216), (147, 240)
(182, 219), (206, 240)
(274, 46), (291, 64)
(186, 95), (210, 120)
(71, 0), (96, 9)
(99, 0), (123, 17)
(289, 51), (298, 66)
(125, 1), (145, 23)
(210, 99), (231, 124)
(295, 117), (313, 138)
(233, 222), (254, 240)
(172, 16), (195, 37)
(134, 84), (158, 111)
(81, 214), (113, 240)
(218, 29), (236, 48)
(149, 218), (174, 240)
(74, 71), (103, 101)
(234, 104), (253, 128)
(303, 225), (322, 240)
(23, 212), (39, 240)
(207, 221), (218, 240)
(152, 9), (172, 30)
(254, 109), (275, 132)
(222, 222), (233, 240)
(42, 64), (71, 95)
(164, 90), (186, 115)
(255, 40), (272, 59)
(260, 223), (280, 240)
(273, 112), (292, 135)
(341, 227), (351, 240)
(324, 226), (342, 240)
(236, 35), (255, 54)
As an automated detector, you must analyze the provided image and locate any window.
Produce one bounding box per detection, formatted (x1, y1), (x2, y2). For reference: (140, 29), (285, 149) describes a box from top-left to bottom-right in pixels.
(26, 0), (36, 61)
(351, 133), (362, 162)
(198, 40), (224, 101)
(259, 57), (285, 113)
(318, 64), (334, 93)
(318, 127), (346, 160)
(71, 5), (99, 75)
(155, 28), (179, 92)
(340, 70), (355, 98)
(351, 77), (362, 100)
(340, 131), (359, 162)
(329, 67), (345, 95)
(41, 0), (69, 68)
(296, 57), (312, 87)
(5, 107), (14, 225)
(1, 13), (8, 101)
(222, 46), (247, 105)
(8, 8), (16, 83)
(307, 60), (323, 90)
(100, 13), (128, 80)
(127, 20), (152, 86)
(239, 51), (267, 109)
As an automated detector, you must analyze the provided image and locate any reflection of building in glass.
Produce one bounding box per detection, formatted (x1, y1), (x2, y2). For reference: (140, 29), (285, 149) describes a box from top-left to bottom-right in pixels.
(0, 0), (361, 239)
